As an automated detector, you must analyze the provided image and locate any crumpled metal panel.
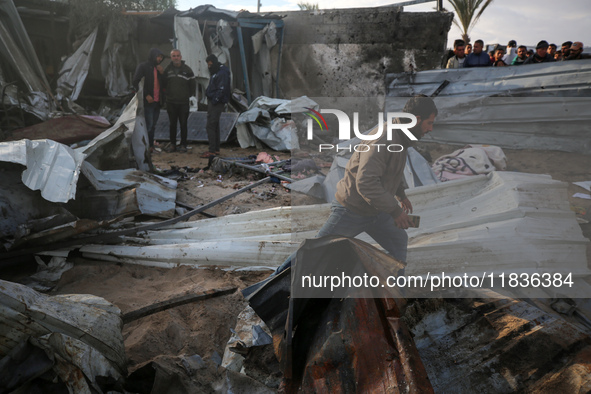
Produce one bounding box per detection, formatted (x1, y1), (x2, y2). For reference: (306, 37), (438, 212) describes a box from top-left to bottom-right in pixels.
(81, 161), (176, 218)
(0, 139), (85, 203)
(36, 332), (123, 394)
(0, 279), (127, 375)
(385, 60), (591, 154)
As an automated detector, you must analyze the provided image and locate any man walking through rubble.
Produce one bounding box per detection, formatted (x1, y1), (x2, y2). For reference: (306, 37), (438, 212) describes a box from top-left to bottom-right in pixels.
(133, 48), (165, 152)
(315, 96), (438, 265)
(203, 54), (231, 158)
(162, 49), (196, 153)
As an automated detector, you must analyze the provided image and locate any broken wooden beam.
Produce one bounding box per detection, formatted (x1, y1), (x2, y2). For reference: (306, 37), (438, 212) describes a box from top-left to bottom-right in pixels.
(122, 287), (237, 324)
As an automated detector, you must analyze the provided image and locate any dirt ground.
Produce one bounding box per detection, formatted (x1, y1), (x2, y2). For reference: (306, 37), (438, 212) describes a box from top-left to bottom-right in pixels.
(46, 139), (591, 387)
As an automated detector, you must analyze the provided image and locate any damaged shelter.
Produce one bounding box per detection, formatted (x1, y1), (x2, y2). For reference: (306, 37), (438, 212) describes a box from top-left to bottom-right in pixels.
(2, 0), (591, 392)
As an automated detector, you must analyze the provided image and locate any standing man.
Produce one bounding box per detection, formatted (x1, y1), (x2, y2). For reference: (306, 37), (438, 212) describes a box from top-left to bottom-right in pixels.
(503, 40), (518, 65)
(561, 41), (573, 60)
(203, 54), (231, 158)
(464, 39), (491, 67)
(446, 39), (466, 69)
(548, 43), (557, 58)
(316, 96), (438, 264)
(511, 46), (528, 65)
(133, 48), (165, 152)
(162, 49), (196, 153)
(564, 42), (590, 60)
(464, 43), (472, 56)
(523, 40), (555, 64)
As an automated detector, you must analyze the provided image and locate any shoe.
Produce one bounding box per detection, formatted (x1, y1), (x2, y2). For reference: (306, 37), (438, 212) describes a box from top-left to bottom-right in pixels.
(178, 145), (187, 153)
(165, 146), (177, 153)
(200, 151), (216, 158)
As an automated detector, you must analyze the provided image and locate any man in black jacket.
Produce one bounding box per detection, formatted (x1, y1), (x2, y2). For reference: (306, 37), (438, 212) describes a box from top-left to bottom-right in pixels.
(162, 49), (196, 153)
(203, 54), (231, 158)
(133, 48), (165, 151)
(523, 40), (555, 65)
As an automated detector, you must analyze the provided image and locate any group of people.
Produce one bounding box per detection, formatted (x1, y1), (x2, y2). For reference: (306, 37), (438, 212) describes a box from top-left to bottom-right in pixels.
(446, 39), (589, 69)
(132, 48), (231, 157)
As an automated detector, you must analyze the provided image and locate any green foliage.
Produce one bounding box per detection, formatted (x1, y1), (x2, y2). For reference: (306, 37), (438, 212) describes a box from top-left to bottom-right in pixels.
(448, 0), (494, 44)
(297, 2), (319, 10)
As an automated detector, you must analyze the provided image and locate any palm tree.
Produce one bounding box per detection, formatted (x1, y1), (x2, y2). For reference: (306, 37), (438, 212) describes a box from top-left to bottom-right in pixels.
(297, 2), (319, 10)
(448, 0), (495, 44)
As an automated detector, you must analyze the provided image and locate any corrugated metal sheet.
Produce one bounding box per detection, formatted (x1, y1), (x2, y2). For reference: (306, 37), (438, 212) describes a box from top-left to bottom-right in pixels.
(385, 60), (591, 154)
(0, 139), (85, 203)
(77, 172), (589, 292)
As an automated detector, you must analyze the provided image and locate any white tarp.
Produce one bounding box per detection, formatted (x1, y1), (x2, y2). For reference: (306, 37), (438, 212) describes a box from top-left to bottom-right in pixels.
(56, 27), (98, 101)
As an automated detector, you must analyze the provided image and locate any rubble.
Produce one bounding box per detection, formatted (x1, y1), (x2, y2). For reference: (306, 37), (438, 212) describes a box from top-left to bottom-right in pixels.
(0, 1), (590, 392)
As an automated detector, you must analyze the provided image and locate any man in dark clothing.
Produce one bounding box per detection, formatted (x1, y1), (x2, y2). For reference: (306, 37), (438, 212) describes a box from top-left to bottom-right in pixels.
(203, 54), (231, 158)
(464, 39), (491, 67)
(564, 41), (591, 60)
(162, 49), (196, 153)
(511, 46), (528, 65)
(561, 41), (573, 60)
(523, 40), (555, 65)
(133, 48), (165, 151)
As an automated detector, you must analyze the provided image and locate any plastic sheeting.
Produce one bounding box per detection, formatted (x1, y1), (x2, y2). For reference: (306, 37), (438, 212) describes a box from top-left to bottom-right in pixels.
(174, 15), (209, 101)
(101, 21), (134, 97)
(0, 0), (51, 119)
(56, 27), (98, 101)
(0, 0), (50, 93)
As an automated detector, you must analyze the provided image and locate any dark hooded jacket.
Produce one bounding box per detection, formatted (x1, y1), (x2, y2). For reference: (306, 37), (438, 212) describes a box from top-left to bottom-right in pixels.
(205, 62), (231, 105)
(132, 48), (165, 102)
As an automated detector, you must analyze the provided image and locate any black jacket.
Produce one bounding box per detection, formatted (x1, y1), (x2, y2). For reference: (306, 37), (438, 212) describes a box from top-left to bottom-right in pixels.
(523, 53), (555, 65)
(132, 48), (165, 102)
(206, 63), (231, 105)
(163, 61), (196, 105)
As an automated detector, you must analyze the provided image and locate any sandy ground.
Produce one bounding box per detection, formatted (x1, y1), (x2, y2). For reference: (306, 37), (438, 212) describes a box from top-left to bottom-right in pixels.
(41, 139), (591, 386)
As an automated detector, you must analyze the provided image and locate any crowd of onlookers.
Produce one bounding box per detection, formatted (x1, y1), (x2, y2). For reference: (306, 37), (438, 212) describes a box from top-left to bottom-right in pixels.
(445, 39), (590, 69)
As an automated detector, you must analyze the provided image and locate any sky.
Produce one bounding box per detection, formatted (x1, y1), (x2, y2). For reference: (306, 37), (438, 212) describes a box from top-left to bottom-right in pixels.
(175, 0), (591, 48)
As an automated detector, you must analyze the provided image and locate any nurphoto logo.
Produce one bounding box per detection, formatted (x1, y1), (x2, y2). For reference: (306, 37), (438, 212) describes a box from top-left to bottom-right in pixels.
(304, 108), (418, 152)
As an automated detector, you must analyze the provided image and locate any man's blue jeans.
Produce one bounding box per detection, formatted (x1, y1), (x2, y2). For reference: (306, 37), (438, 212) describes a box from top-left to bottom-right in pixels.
(317, 201), (408, 262)
(144, 101), (161, 148)
(273, 201), (408, 275)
